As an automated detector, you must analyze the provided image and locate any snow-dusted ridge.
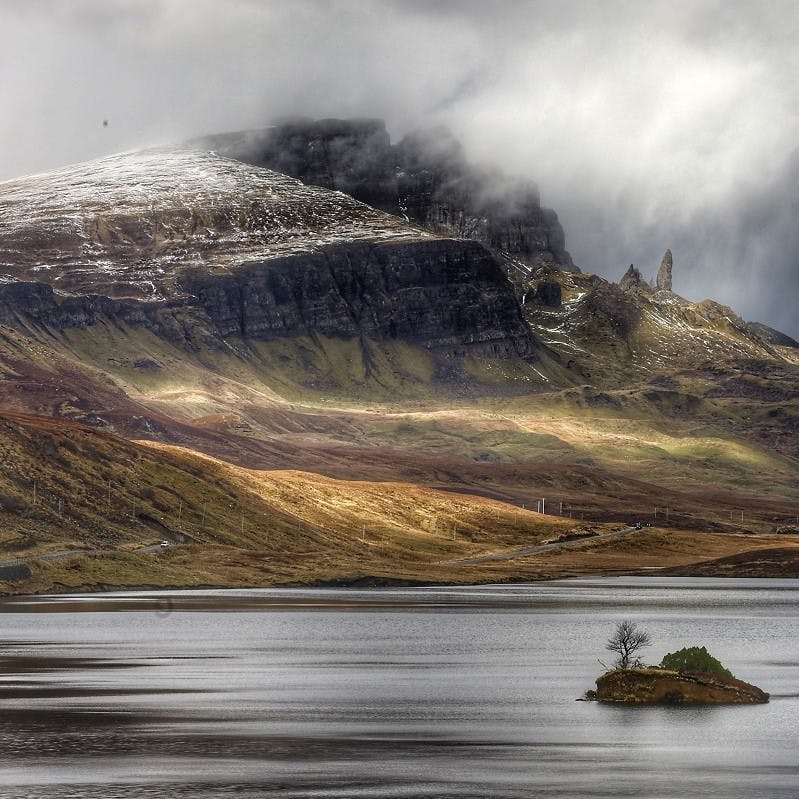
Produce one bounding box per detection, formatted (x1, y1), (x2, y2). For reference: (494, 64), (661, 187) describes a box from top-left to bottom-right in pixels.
(0, 146), (433, 300)
(522, 268), (790, 385)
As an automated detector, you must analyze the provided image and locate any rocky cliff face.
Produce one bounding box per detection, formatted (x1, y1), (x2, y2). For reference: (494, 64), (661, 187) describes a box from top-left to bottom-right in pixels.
(0, 146), (537, 373)
(180, 238), (535, 359)
(198, 118), (577, 275)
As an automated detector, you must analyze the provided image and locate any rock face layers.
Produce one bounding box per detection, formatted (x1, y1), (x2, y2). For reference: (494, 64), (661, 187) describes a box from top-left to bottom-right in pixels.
(595, 668), (769, 705)
(200, 118), (577, 274)
(656, 249), (673, 291)
(0, 146), (537, 370)
(181, 239), (536, 359)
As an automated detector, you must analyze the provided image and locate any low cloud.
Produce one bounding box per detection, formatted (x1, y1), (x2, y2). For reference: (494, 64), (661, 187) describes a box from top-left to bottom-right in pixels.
(1, 0), (796, 336)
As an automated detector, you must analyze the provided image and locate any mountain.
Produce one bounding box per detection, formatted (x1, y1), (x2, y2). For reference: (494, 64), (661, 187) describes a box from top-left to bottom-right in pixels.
(0, 120), (797, 592)
(1, 147), (530, 345)
(0, 145), (571, 400)
(194, 118), (576, 275)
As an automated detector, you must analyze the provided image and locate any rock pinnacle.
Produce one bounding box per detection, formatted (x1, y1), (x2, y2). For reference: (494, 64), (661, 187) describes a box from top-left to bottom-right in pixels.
(619, 264), (645, 292)
(656, 249), (673, 291)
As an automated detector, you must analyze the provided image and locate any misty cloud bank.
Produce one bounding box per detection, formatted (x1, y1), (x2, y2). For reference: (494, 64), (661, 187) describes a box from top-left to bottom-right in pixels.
(0, 0), (797, 337)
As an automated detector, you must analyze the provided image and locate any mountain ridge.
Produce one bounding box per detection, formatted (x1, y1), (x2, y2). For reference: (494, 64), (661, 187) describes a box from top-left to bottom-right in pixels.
(194, 118), (576, 276)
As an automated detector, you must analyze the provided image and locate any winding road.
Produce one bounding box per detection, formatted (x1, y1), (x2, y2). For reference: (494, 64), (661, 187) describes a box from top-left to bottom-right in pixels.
(0, 548), (99, 569)
(0, 541), (173, 570)
(0, 527), (643, 577)
(449, 525), (643, 566)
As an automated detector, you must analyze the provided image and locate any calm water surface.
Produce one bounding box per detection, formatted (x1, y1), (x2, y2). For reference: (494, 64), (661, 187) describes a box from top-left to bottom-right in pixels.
(0, 578), (797, 798)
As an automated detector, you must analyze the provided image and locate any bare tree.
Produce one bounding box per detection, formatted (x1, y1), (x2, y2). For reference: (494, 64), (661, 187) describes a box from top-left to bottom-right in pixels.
(605, 620), (651, 669)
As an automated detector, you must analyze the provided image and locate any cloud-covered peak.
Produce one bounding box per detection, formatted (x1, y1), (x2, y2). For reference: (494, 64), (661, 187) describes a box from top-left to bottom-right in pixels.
(0, 0), (796, 336)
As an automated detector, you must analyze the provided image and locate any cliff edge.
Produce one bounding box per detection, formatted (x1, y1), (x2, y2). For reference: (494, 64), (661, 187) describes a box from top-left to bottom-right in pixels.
(197, 118), (576, 274)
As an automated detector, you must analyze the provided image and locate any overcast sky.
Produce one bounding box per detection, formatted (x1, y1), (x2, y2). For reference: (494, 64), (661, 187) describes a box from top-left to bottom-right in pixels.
(1, 0), (797, 338)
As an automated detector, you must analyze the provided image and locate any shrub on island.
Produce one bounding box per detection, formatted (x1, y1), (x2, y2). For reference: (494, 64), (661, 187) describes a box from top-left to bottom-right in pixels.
(659, 646), (734, 678)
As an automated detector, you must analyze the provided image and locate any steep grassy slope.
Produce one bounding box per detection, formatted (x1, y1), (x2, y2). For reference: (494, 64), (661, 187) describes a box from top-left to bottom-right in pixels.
(0, 314), (795, 539)
(2, 410), (796, 594)
(0, 409), (602, 593)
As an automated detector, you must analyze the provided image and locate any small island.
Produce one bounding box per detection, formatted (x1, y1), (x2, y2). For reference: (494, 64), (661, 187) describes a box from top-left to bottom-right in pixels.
(588, 622), (769, 705)
(595, 666), (769, 705)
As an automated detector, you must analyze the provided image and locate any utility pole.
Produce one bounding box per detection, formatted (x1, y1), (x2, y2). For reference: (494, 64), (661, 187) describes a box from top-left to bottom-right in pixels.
(541, 497), (545, 515)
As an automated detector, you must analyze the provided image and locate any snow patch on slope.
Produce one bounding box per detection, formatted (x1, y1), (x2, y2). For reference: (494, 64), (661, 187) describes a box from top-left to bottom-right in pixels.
(0, 147), (433, 299)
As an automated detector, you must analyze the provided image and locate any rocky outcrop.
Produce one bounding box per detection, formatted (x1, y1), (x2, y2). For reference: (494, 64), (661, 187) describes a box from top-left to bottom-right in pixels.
(656, 249), (673, 291)
(594, 668), (769, 705)
(198, 118), (577, 274)
(533, 280), (562, 307)
(619, 264), (650, 294)
(619, 251), (673, 295)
